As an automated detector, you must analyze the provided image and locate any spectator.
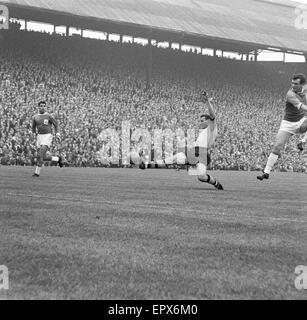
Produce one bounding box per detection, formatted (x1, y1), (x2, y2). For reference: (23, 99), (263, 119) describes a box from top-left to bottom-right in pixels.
(0, 29), (305, 172)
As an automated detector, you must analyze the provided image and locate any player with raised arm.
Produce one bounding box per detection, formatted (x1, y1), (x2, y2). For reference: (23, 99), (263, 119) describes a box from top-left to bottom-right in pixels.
(257, 74), (307, 181)
(162, 91), (223, 190)
(32, 101), (63, 177)
(192, 91), (223, 190)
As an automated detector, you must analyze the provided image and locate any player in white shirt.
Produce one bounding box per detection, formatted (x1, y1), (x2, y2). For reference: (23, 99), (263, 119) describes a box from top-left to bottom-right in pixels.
(164, 91), (224, 190)
(190, 91), (223, 189)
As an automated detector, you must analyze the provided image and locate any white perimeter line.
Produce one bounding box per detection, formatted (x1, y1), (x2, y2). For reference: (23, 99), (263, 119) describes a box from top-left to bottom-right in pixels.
(6, 192), (307, 224)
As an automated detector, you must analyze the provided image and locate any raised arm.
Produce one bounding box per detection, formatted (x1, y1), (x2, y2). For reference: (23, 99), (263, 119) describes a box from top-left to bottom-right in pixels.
(201, 91), (216, 119)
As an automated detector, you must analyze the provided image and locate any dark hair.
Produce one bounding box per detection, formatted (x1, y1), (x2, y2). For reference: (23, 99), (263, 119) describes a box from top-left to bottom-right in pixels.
(293, 74), (306, 85)
(38, 101), (46, 106)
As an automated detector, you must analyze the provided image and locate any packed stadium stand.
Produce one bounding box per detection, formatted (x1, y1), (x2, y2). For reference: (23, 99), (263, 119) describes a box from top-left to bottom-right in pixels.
(0, 27), (306, 172)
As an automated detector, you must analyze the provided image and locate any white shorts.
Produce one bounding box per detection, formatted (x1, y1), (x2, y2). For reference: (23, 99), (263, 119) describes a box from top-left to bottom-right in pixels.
(37, 134), (53, 148)
(279, 117), (307, 135)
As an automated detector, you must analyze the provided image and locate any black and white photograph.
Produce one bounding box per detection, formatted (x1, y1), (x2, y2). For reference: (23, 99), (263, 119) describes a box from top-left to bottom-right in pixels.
(0, 0), (306, 302)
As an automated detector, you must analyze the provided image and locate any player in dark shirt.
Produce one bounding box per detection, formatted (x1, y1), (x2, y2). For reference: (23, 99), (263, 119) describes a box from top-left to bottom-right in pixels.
(257, 74), (307, 181)
(31, 101), (63, 177)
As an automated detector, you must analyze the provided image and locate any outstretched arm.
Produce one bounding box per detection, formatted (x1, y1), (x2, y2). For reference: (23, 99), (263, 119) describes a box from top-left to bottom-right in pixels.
(201, 91), (216, 119)
(207, 98), (216, 120)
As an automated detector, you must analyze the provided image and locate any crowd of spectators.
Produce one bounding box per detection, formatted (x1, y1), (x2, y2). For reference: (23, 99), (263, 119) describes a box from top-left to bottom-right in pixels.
(0, 29), (306, 172)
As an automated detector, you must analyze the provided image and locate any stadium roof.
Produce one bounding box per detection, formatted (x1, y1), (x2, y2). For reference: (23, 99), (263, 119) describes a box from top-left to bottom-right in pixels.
(1, 0), (306, 54)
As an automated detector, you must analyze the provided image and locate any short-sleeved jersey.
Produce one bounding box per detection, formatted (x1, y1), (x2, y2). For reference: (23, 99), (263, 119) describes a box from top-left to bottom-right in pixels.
(195, 118), (218, 148)
(32, 113), (58, 135)
(284, 89), (306, 122)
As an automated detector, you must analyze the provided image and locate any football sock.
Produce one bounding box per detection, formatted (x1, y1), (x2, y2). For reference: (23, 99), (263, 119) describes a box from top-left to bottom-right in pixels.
(35, 166), (41, 175)
(264, 153), (278, 174)
(207, 174), (216, 186)
(198, 174), (216, 185)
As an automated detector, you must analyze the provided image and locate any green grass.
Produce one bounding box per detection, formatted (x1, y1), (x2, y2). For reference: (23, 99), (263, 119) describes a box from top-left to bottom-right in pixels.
(0, 166), (306, 300)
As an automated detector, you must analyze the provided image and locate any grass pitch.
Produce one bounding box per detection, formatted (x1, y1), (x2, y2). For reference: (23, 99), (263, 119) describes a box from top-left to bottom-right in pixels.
(0, 166), (306, 300)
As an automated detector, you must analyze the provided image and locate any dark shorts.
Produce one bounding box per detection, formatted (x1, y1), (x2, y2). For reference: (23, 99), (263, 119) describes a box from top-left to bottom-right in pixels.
(188, 147), (211, 166)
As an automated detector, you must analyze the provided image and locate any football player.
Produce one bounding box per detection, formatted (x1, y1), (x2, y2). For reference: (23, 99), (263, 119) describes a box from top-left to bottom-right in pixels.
(162, 91), (224, 190)
(257, 74), (307, 181)
(31, 101), (63, 177)
(188, 91), (223, 190)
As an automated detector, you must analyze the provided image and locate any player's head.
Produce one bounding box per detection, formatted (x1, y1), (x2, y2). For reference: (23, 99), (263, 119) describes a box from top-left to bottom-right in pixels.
(38, 101), (46, 114)
(292, 74), (306, 93)
(199, 114), (210, 129)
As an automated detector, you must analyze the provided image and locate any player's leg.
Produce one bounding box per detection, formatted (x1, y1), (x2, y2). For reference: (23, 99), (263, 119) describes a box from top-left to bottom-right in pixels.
(43, 134), (63, 167)
(33, 134), (63, 176)
(33, 145), (62, 177)
(33, 136), (42, 177)
(297, 119), (307, 151)
(42, 149), (61, 164)
(40, 149), (63, 168)
(33, 145), (47, 177)
(257, 130), (292, 180)
(197, 162), (223, 190)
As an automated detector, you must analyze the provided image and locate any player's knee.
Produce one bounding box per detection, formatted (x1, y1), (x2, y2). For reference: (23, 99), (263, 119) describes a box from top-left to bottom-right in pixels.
(272, 143), (284, 155)
(198, 174), (209, 183)
(40, 146), (48, 157)
(36, 152), (42, 162)
(272, 149), (281, 157)
(37, 157), (43, 166)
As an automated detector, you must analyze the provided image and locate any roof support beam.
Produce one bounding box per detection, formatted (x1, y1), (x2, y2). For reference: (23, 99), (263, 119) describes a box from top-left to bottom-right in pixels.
(146, 32), (153, 90)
